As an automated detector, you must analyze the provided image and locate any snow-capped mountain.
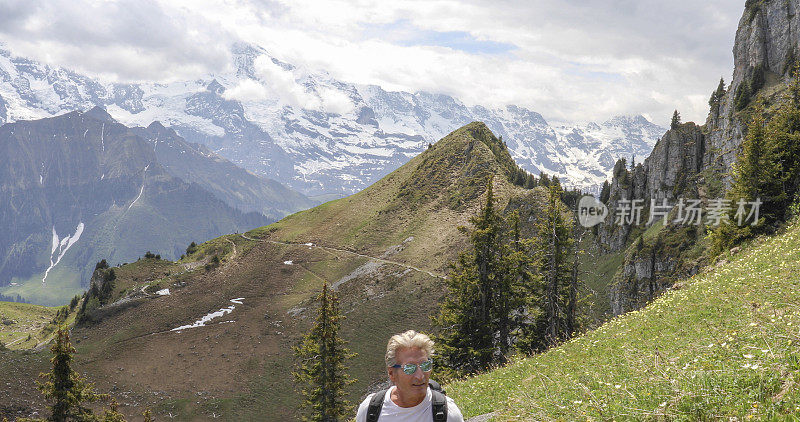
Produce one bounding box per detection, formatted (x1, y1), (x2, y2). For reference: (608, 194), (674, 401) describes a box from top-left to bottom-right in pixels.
(0, 43), (665, 196)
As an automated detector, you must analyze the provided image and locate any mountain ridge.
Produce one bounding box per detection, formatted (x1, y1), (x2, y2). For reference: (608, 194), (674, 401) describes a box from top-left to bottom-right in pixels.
(0, 108), (313, 305)
(0, 44), (664, 196)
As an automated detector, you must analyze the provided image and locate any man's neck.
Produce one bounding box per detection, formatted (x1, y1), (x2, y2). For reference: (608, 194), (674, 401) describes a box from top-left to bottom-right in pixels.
(390, 386), (427, 408)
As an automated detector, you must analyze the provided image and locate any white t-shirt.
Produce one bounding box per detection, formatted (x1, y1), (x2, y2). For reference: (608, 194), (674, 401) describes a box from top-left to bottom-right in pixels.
(355, 386), (464, 422)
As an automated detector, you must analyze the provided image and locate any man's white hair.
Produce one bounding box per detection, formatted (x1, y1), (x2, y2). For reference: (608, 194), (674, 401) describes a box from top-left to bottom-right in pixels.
(385, 330), (435, 367)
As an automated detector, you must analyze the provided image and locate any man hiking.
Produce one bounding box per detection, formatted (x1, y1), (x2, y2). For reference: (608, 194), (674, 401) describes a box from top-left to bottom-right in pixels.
(355, 330), (464, 422)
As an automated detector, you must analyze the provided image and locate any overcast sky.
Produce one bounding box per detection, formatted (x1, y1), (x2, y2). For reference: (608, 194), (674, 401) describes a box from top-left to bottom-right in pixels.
(0, 0), (744, 126)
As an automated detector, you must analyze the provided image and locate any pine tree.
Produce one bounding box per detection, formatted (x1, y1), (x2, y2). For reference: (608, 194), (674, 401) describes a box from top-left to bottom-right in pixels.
(709, 77), (726, 118)
(434, 180), (505, 373)
(734, 81), (752, 111)
(770, 65), (800, 215)
(565, 218), (585, 338)
(34, 328), (108, 422)
(670, 110), (681, 130)
(751, 64), (766, 92)
(433, 179), (529, 374)
(496, 212), (534, 357)
(599, 180), (611, 204)
(539, 172), (550, 187)
(730, 105), (770, 203)
(537, 183), (575, 347)
(293, 282), (355, 421)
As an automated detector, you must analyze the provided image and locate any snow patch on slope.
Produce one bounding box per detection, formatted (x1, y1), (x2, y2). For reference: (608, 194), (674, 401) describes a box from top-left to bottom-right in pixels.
(42, 222), (85, 284)
(171, 298), (245, 331)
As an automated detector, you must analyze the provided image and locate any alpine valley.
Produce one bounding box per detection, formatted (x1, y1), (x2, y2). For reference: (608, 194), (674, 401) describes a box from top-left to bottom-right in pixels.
(0, 43), (662, 306)
(0, 107), (313, 305)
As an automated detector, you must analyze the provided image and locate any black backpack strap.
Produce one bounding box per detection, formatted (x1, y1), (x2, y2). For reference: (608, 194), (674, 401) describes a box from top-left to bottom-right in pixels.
(428, 379), (445, 395)
(431, 389), (448, 422)
(366, 389), (387, 422)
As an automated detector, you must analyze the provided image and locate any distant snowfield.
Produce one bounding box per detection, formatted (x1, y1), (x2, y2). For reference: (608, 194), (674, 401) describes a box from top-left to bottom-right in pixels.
(0, 45), (664, 197)
(171, 298), (245, 332)
(42, 222), (85, 284)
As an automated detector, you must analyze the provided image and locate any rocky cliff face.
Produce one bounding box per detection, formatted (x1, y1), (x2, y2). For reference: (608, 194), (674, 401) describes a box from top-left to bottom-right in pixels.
(705, 0), (800, 188)
(602, 1), (800, 315)
(600, 120), (711, 314)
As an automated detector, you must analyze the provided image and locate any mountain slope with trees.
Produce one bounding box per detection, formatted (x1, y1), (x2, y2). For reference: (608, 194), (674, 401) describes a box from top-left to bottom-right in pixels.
(448, 217), (800, 419)
(0, 122), (575, 421)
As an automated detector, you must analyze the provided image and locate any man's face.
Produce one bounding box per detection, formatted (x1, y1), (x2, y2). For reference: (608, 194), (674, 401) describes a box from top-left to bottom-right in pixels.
(388, 346), (430, 399)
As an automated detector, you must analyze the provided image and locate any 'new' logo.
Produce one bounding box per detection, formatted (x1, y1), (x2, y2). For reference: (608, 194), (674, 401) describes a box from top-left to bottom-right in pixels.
(577, 195), (608, 227)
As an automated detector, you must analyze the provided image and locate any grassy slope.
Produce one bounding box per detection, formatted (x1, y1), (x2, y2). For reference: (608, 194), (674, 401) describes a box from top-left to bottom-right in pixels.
(448, 221), (800, 420)
(0, 302), (59, 349)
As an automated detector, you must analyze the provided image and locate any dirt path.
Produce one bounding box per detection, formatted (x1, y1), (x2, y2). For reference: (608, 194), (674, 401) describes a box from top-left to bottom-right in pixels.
(239, 234), (447, 279)
(224, 238), (237, 259)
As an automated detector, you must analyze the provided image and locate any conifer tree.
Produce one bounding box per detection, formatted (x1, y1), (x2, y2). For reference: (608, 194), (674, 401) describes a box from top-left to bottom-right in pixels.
(769, 65), (800, 214)
(670, 110), (681, 130)
(730, 104), (770, 203)
(751, 63), (766, 92)
(599, 180), (611, 204)
(734, 81), (752, 111)
(709, 77), (725, 117)
(31, 327), (114, 422)
(433, 179), (531, 374)
(539, 172), (550, 187)
(293, 282), (355, 421)
(536, 183), (574, 347)
(434, 179), (505, 373)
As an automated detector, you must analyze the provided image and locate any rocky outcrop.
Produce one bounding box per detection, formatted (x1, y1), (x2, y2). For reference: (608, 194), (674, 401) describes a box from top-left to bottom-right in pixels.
(600, 121), (707, 314)
(610, 250), (677, 315)
(598, 0), (800, 314)
(643, 123), (705, 202)
(705, 0), (800, 188)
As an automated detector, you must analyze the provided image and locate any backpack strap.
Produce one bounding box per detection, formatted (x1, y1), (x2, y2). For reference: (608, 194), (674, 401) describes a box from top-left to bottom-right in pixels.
(430, 389), (448, 422)
(366, 389), (387, 422)
(368, 384), (447, 422)
(428, 379), (446, 395)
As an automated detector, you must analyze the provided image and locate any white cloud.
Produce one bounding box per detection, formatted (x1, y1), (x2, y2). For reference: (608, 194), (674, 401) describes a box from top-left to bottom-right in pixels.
(251, 55), (320, 109)
(224, 55), (353, 115)
(0, 0), (744, 125)
(319, 88), (354, 115)
(223, 79), (271, 102)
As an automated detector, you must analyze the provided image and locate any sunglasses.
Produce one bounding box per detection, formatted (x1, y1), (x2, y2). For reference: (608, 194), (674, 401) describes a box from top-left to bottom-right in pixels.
(392, 359), (433, 375)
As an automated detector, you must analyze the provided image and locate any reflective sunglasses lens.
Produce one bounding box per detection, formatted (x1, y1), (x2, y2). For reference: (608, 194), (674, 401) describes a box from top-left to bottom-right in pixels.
(402, 364), (417, 374)
(420, 360), (433, 372)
